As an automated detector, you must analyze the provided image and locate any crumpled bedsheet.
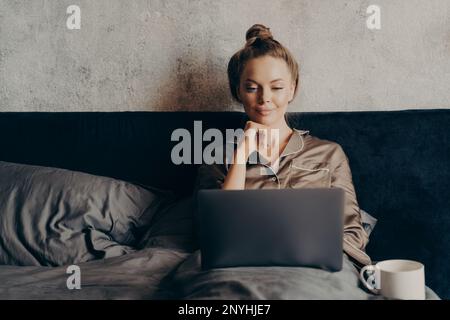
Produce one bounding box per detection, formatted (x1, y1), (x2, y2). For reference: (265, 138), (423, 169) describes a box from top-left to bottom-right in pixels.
(166, 250), (440, 300)
(0, 247), (188, 300)
(0, 248), (440, 300)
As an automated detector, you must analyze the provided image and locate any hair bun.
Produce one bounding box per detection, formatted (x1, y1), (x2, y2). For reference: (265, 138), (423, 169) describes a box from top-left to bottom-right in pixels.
(245, 24), (273, 46)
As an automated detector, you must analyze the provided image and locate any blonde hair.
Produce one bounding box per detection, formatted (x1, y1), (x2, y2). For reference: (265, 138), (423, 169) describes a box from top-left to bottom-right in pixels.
(227, 24), (300, 103)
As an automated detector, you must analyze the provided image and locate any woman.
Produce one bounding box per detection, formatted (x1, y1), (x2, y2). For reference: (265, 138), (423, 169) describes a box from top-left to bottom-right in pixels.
(195, 24), (371, 268)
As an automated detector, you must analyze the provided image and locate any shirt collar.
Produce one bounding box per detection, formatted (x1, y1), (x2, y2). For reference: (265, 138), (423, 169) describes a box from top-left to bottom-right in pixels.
(281, 128), (309, 157)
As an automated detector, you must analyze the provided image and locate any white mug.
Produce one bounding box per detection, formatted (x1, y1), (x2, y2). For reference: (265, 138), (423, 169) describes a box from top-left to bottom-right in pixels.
(360, 259), (426, 300)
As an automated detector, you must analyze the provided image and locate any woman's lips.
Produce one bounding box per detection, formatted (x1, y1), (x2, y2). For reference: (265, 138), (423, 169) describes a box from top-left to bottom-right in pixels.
(255, 105), (274, 116)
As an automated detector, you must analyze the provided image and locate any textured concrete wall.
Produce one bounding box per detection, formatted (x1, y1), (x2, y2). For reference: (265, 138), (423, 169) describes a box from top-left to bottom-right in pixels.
(1, 0), (449, 112)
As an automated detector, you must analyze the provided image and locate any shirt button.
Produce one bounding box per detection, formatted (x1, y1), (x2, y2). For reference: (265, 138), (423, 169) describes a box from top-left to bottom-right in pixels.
(271, 177), (277, 182)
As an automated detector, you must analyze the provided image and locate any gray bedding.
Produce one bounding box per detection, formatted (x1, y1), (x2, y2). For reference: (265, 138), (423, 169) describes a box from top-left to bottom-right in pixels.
(0, 245), (440, 300)
(167, 251), (440, 300)
(0, 162), (440, 300)
(0, 247), (189, 299)
(0, 161), (171, 266)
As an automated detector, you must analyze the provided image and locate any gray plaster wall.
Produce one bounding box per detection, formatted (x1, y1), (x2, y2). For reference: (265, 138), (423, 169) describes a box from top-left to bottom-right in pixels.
(0, 0), (449, 112)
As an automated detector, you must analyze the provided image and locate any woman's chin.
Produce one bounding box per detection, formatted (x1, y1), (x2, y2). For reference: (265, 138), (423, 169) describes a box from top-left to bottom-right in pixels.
(250, 112), (277, 126)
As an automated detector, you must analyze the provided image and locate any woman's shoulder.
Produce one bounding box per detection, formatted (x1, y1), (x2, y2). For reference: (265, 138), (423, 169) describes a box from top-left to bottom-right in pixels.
(295, 129), (348, 163)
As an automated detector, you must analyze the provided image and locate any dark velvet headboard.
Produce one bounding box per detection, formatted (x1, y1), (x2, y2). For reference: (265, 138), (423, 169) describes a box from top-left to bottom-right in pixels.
(0, 110), (449, 298)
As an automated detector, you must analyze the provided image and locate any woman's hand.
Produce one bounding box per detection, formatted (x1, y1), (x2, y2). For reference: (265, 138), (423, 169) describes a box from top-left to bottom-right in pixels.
(235, 121), (279, 164)
(222, 121), (270, 190)
(223, 121), (279, 190)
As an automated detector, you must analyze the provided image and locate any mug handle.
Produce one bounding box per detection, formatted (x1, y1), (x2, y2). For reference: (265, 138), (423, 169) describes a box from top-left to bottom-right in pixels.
(360, 265), (380, 294)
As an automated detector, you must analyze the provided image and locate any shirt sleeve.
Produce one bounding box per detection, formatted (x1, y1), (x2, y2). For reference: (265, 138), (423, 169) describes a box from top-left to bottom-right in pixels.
(193, 143), (235, 196)
(193, 163), (227, 196)
(332, 147), (372, 266)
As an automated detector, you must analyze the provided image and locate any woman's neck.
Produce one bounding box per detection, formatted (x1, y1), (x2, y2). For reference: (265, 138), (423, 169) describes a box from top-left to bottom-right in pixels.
(268, 118), (293, 142)
(267, 118), (293, 161)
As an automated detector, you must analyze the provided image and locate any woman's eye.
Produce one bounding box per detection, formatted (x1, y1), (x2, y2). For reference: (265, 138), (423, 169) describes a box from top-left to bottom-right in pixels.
(273, 87), (284, 90)
(246, 87), (257, 92)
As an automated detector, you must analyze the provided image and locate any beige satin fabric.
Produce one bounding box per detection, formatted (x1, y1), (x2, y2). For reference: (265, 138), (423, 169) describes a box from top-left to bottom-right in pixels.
(194, 129), (372, 266)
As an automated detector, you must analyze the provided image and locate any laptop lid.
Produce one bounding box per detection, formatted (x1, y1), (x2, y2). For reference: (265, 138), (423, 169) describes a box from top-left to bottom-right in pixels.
(196, 188), (344, 271)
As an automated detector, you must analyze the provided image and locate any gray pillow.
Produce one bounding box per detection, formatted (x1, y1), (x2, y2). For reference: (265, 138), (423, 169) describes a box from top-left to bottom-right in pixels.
(0, 161), (172, 266)
(137, 196), (197, 253)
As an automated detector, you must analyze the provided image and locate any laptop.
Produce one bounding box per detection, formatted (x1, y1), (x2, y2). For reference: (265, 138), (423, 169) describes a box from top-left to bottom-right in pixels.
(196, 188), (344, 272)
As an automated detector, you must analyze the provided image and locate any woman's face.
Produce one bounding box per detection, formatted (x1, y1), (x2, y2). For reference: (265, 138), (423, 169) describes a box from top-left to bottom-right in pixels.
(238, 56), (296, 127)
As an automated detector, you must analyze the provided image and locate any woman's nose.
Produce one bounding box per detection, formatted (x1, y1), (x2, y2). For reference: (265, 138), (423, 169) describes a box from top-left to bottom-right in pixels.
(258, 89), (271, 104)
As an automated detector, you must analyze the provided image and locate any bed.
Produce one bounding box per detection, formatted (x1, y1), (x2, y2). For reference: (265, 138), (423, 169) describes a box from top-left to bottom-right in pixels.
(0, 110), (448, 299)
